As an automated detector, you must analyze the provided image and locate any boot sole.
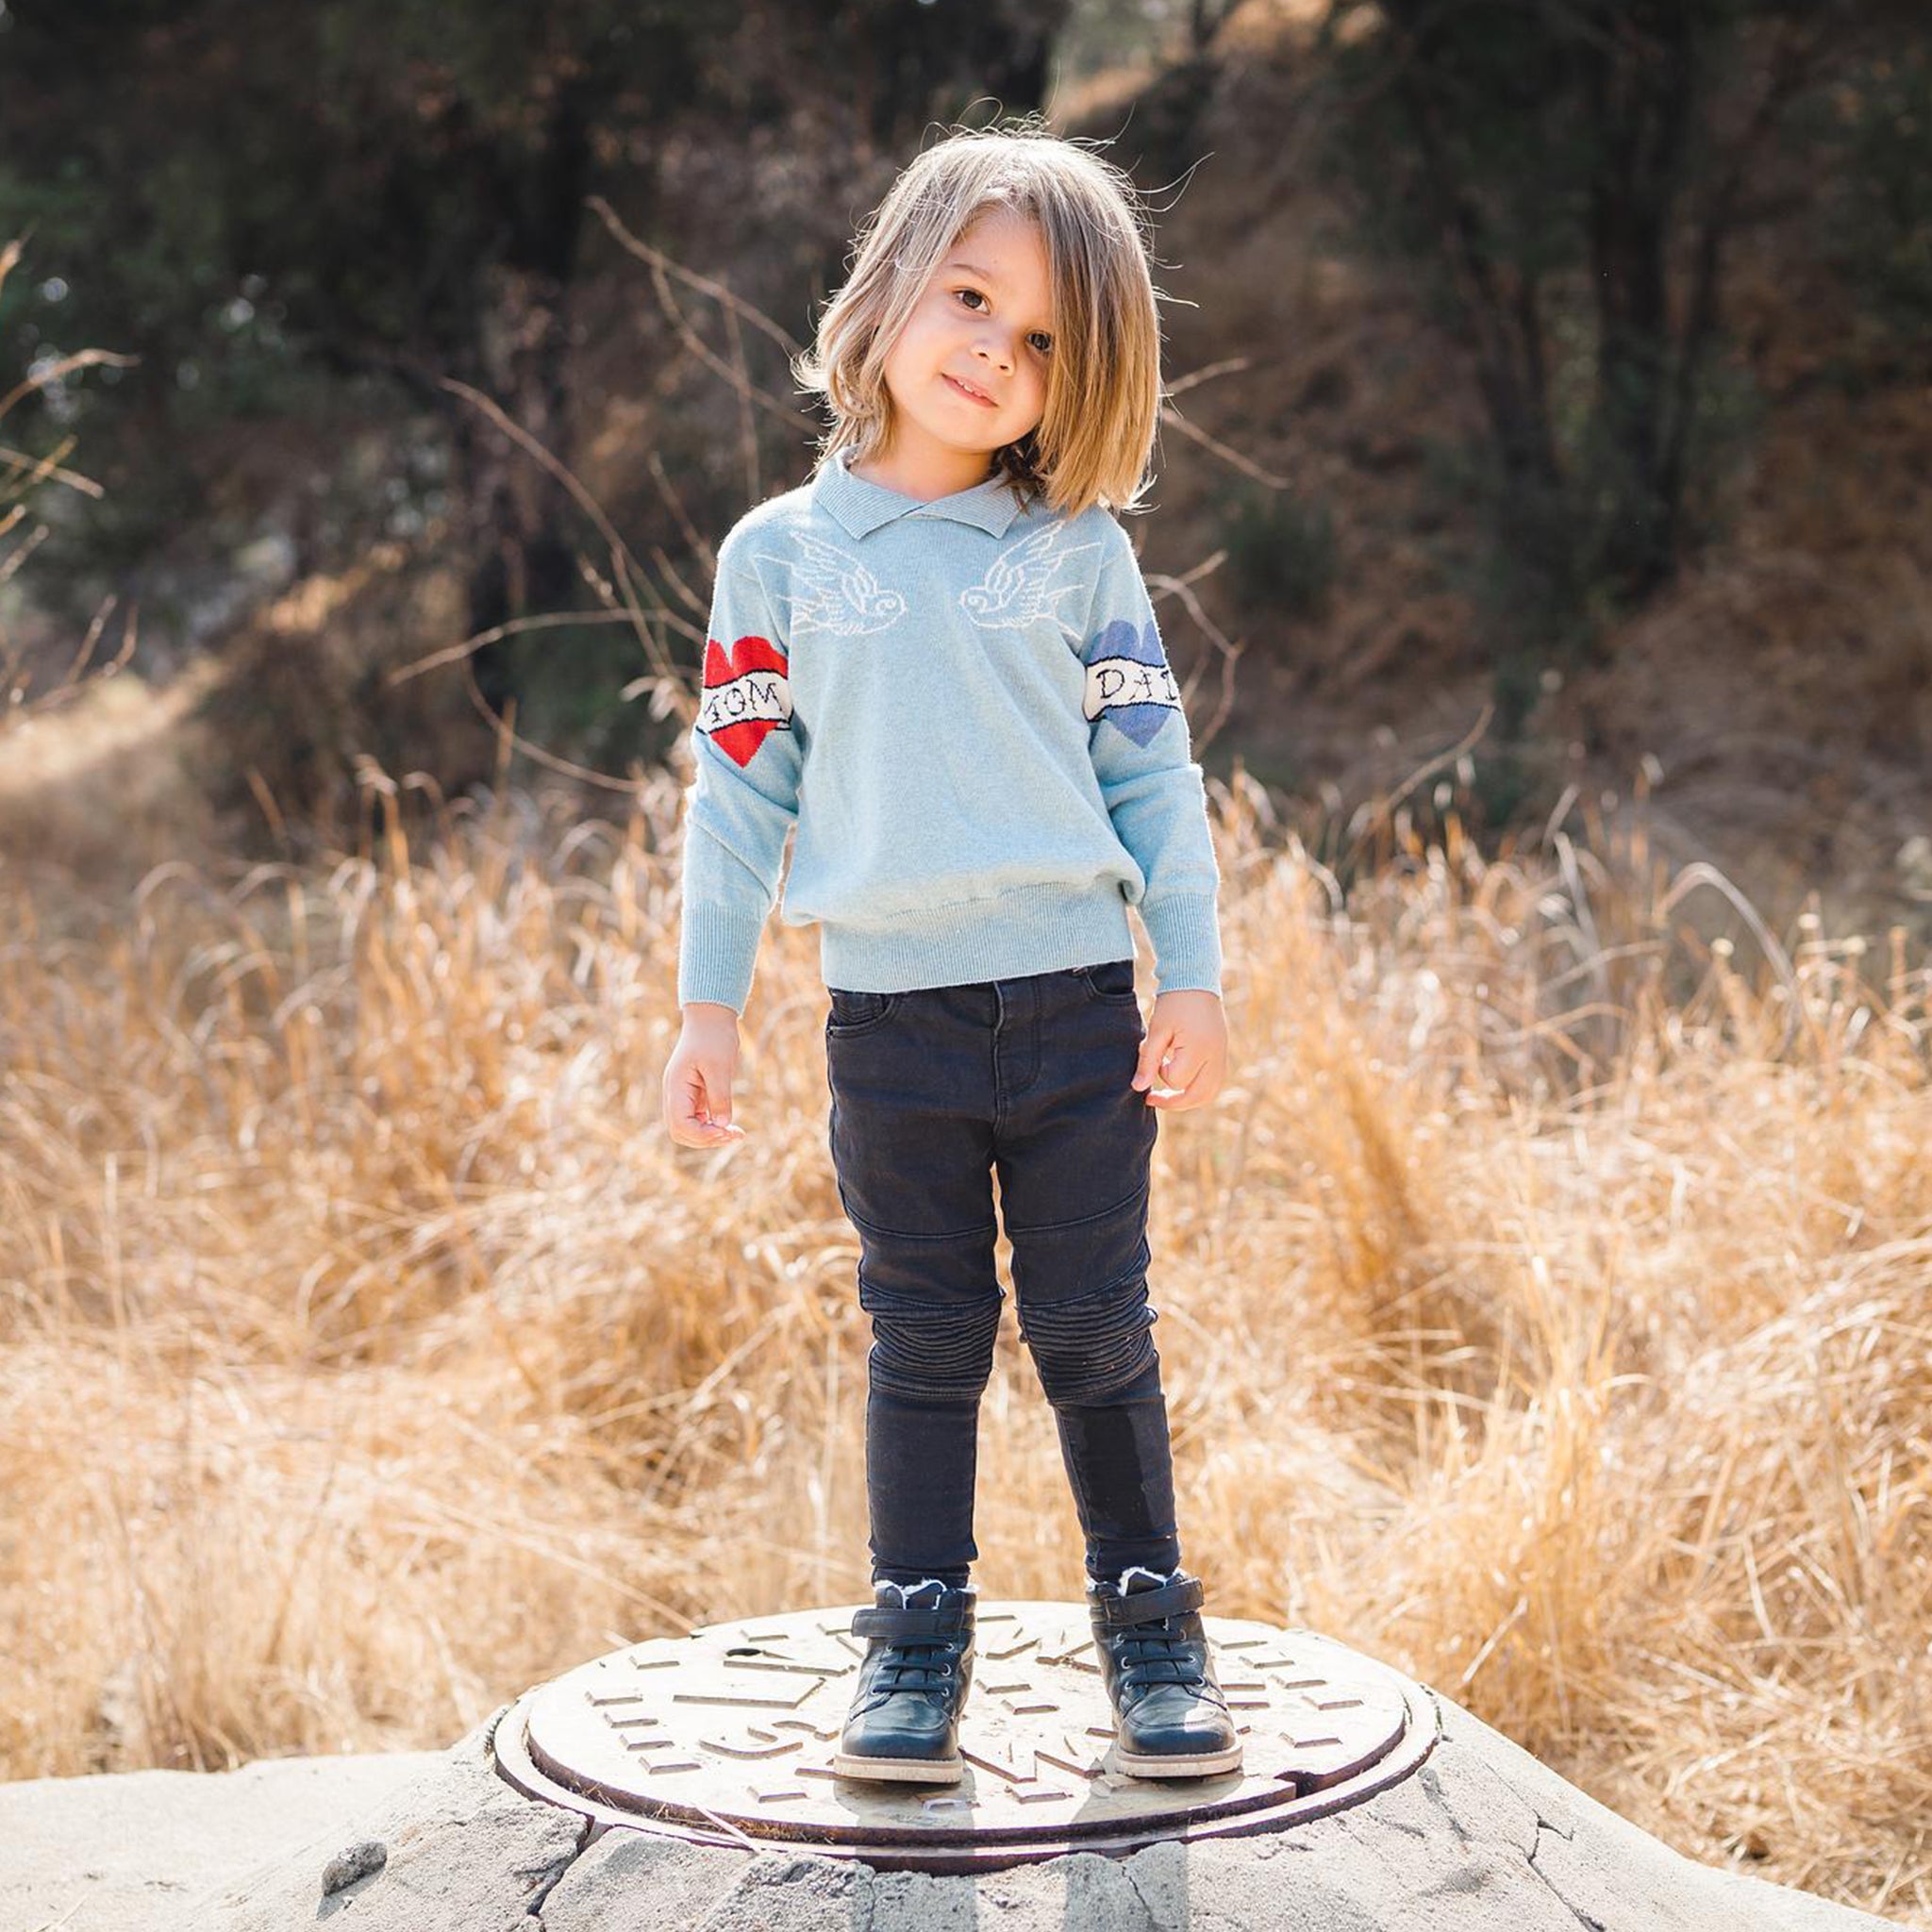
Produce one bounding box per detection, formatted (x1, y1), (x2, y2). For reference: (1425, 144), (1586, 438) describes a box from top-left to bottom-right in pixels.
(831, 1748), (965, 1783)
(1110, 1740), (1245, 1778)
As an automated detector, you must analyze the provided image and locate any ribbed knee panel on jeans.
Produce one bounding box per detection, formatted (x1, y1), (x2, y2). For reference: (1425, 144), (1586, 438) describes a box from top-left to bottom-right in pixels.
(858, 1280), (1005, 1404)
(1019, 1251), (1159, 1405)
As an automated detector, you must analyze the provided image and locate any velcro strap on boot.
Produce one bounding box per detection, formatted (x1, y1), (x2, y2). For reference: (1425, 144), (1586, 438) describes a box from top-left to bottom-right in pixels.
(1090, 1574), (1204, 1628)
(850, 1604), (974, 1641)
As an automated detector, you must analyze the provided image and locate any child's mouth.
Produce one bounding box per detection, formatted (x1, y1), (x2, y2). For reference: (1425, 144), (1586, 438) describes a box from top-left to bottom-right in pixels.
(945, 375), (996, 408)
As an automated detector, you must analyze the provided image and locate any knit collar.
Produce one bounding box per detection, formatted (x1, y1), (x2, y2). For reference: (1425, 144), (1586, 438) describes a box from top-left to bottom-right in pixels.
(813, 446), (1029, 541)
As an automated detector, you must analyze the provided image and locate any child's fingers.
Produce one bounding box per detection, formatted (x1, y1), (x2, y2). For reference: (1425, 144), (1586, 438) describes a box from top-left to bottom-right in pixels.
(693, 1075), (746, 1141)
(1134, 1039), (1177, 1091)
(1131, 1035), (1170, 1092)
(1141, 1045), (1191, 1106)
(669, 1066), (746, 1144)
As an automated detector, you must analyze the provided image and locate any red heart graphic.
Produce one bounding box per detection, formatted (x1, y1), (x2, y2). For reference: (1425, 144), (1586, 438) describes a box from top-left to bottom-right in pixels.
(702, 633), (791, 768)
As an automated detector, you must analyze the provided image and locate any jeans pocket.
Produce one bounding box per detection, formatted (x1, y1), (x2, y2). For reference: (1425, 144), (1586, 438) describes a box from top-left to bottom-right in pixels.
(1076, 958), (1141, 1007)
(826, 987), (901, 1036)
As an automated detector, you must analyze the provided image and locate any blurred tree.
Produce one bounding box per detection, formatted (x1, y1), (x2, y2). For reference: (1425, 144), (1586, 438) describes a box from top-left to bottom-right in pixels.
(1815, 36), (1932, 365)
(0, 0), (1070, 718)
(1316, 0), (1871, 644)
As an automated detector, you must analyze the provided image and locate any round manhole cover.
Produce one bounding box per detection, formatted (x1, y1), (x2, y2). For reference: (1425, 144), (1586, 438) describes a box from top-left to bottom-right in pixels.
(492, 1598), (1439, 1872)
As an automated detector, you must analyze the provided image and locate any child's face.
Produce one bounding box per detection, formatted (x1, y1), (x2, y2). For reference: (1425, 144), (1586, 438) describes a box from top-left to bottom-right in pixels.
(877, 208), (1056, 473)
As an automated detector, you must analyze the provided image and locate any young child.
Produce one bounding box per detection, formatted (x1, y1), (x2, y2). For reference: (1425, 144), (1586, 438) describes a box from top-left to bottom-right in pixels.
(660, 121), (1241, 1788)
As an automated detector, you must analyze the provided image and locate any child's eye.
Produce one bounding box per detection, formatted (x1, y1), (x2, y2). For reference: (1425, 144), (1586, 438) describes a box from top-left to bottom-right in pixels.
(954, 288), (1052, 355)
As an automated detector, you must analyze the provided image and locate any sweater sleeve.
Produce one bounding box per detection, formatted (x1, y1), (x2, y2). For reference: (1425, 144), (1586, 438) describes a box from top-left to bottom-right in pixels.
(675, 546), (802, 1014)
(1082, 520), (1224, 997)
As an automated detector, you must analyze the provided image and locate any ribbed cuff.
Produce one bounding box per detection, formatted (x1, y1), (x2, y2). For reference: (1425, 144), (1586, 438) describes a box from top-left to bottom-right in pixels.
(676, 901), (768, 1014)
(1138, 892), (1223, 996)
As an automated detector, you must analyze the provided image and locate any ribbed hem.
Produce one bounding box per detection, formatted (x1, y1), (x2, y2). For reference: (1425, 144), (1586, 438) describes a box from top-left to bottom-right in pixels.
(1138, 893), (1223, 996)
(677, 901), (768, 1014)
(818, 880), (1137, 993)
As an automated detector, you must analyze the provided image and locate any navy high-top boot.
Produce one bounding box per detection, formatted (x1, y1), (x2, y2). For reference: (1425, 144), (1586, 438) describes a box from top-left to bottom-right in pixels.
(1087, 1564), (1242, 1778)
(832, 1578), (977, 1783)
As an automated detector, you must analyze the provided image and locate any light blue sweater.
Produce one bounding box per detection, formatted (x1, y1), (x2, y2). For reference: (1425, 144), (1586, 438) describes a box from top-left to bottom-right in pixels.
(676, 447), (1224, 1013)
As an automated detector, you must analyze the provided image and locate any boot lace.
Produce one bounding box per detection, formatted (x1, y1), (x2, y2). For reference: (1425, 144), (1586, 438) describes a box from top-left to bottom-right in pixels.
(1113, 1616), (1207, 1695)
(868, 1580), (961, 1697)
(1092, 1570), (1208, 1698)
(873, 1640), (956, 1695)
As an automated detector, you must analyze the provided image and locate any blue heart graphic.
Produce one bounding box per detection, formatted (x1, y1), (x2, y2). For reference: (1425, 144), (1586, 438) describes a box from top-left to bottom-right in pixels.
(1085, 619), (1174, 748)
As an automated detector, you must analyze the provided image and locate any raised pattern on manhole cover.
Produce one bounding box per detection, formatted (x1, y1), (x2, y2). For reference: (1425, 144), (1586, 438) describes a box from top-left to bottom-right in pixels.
(492, 1599), (1439, 1871)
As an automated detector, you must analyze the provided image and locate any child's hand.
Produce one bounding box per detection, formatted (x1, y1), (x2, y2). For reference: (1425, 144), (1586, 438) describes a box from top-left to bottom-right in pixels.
(1131, 989), (1227, 1112)
(663, 1004), (749, 1147)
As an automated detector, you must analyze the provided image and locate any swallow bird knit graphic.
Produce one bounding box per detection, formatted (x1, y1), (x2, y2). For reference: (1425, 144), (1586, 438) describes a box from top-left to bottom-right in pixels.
(772, 528), (908, 637)
(958, 522), (1102, 633)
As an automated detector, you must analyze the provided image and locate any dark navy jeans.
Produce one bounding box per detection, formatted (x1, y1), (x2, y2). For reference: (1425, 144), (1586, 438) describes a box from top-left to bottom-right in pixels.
(824, 958), (1183, 1593)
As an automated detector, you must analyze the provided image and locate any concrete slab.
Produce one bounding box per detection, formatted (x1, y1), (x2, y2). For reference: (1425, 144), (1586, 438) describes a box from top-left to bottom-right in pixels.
(0, 1747), (442, 1932)
(0, 1694), (1907, 1931)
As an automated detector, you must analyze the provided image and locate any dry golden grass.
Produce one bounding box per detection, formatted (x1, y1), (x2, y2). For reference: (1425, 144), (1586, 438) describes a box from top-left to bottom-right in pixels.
(1, 744), (1928, 1924)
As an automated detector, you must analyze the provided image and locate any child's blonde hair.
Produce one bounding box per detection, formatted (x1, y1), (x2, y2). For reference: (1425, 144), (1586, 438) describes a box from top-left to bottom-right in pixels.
(793, 118), (1166, 522)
